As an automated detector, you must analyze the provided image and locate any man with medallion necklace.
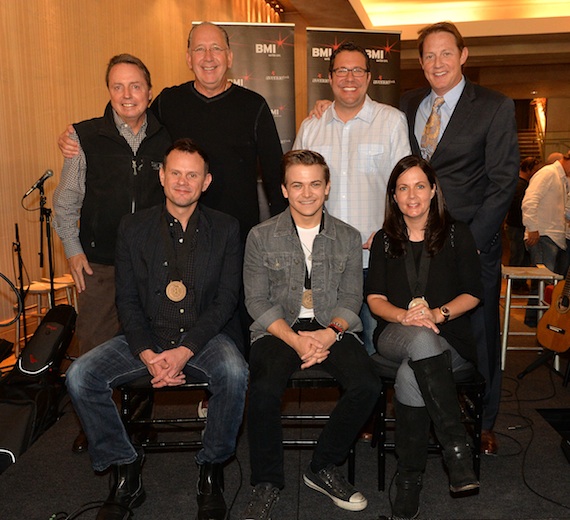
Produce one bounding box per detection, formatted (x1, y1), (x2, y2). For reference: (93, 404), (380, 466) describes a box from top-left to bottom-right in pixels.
(66, 139), (248, 520)
(241, 150), (381, 518)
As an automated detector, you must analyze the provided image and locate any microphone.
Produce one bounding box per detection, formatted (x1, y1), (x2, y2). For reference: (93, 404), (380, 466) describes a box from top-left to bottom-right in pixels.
(23, 170), (53, 198)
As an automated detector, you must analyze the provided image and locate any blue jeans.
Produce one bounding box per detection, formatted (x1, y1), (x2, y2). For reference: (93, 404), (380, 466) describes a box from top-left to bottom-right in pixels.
(527, 235), (563, 273)
(66, 334), (248, 472)
(525, 236), (564, 326)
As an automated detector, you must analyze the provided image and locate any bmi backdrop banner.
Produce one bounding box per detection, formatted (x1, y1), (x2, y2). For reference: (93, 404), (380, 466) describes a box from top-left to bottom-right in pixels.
(306, 28), (401, 113)
(214, 23), (296, 153)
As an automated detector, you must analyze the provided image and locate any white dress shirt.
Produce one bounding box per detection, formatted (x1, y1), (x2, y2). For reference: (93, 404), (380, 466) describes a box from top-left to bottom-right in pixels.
(522, 160), (568, 250)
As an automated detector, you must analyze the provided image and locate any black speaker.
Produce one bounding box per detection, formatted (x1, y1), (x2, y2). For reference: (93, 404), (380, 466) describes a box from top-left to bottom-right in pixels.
(17, 304), (76, 376)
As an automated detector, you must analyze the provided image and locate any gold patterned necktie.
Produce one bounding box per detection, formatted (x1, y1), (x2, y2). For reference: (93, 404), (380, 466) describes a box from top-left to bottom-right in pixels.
(420, 96), (445, 160)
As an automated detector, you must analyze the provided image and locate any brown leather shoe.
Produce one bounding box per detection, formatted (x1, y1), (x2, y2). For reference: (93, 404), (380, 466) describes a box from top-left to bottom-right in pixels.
(481, 429), (498, 456)
(72, 429), (88, 454)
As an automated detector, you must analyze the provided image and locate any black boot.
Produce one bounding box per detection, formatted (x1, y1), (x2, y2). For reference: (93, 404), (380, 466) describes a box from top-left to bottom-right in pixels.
(196, 462), (227, 520)
(96, 450), (146, 520)
(409, 351), (479, 493)
(391, 399), (431, 520)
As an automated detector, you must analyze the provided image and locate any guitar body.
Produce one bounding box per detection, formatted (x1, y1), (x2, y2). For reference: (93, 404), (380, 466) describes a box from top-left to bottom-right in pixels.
(537, 279), (570, 353)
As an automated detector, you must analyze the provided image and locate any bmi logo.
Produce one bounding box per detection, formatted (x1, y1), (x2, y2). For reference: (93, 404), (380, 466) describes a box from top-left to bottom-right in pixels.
(312, 47), (386, 61)
(256, 43), (276, 53)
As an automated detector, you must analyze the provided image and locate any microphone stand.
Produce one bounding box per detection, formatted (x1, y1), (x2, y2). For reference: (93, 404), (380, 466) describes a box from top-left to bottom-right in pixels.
(38, 183), (56, 306)
(13, 223), (28, 348)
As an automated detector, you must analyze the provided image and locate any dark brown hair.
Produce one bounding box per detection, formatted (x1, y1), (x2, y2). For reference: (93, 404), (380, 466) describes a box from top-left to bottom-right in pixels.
(383, 155), (451, 257)
(105, 54), (151, 89)
(417, 21), (465, 58)
(281, 149), (330, 185)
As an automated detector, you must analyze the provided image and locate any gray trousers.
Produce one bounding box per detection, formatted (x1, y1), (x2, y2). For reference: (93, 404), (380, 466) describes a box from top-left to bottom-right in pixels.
(376, 323), (472, 407)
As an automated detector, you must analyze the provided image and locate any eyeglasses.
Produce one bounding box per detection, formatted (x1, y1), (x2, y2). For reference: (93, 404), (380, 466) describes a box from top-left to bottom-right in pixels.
(190, 45), (228, 56)
(332, 67), (369, 78)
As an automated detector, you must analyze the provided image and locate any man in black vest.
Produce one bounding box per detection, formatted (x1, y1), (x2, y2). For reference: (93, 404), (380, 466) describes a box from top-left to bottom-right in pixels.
(53, 54), (171, 452)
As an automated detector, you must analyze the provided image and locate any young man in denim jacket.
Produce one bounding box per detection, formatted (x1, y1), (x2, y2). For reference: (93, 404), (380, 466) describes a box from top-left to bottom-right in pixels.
(241, 150), (381, 519)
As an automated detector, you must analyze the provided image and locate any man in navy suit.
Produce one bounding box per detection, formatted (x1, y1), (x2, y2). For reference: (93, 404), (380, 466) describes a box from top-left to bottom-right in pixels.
(400, 21), (519, 455)
(66, 138), (248, 520)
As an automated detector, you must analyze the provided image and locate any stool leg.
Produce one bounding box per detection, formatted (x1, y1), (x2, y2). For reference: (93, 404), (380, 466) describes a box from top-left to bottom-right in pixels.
(375, 387), (387, 491)
(501, 278), (513, 370)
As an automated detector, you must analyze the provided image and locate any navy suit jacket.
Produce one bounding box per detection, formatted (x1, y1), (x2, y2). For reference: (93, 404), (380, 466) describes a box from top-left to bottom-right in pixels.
(400, 79), (519, 253)
(115, 203), (243, 357)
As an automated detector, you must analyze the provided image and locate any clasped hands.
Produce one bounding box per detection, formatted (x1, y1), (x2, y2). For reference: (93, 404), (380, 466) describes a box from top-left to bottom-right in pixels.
(294, 328), (336, 369)
(400, 304), (440, 334)
(139, 347), (193, 388)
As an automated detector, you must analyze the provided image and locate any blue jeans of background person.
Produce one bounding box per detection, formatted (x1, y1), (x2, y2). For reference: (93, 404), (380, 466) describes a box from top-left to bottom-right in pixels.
(66, 333), (248, 472)
(527, 235), (562, 273)
(247, 320), (381, 488)
(525, 235), (564, 326)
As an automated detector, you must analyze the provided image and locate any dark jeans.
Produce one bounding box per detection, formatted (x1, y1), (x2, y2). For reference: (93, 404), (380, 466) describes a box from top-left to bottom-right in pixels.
(66, 333), (248, 472)
(247, 320), (381, 488)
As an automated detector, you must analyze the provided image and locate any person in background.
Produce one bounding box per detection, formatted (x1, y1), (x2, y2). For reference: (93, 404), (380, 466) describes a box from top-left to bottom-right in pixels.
(53, 53), (171, 454)
(504, 156), (541, 293)
(522, 151), (570, 326)
(522, 151), (570, 273)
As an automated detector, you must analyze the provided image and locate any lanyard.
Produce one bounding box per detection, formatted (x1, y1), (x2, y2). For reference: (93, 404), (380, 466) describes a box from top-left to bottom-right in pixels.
(404, 240), (431, 298)
(292, 213), (324, 290)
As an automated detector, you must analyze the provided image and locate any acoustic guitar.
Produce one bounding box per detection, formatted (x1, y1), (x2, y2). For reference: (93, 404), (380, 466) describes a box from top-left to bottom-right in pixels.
(537, 269), (570, 353)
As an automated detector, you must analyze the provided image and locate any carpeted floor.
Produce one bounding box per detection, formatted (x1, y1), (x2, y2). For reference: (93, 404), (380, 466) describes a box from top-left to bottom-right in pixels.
(1, 312), (570, 519)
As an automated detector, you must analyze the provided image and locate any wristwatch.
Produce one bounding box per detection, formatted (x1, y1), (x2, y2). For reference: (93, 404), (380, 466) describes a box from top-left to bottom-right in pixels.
(439, 306), (451, 323)
(328, 321), (345, 341)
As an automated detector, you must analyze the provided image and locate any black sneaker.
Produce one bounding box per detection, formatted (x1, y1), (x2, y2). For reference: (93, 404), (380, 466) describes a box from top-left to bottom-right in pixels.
(242, 483), (280, 520)
(303, 464), (367, 511)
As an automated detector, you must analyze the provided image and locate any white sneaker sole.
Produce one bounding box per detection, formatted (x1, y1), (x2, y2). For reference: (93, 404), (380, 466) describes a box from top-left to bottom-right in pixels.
(303, 474), (368, 511)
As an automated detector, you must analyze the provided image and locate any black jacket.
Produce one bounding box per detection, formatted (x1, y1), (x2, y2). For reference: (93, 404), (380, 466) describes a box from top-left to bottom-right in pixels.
(115, 204), (243, 356)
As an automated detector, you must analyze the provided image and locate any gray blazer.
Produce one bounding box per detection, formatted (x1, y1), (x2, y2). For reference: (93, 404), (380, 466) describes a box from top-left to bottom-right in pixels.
(243, 207), (363, 343)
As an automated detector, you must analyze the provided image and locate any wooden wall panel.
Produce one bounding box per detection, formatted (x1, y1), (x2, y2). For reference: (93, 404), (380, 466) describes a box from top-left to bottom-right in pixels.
(0, 0), (279, 340)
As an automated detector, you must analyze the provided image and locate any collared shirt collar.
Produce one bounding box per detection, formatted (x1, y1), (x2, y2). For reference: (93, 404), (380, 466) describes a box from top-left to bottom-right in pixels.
(432, 75), (465, 114)
(329, 95), (375, 125)
(111, 108), (148, 137)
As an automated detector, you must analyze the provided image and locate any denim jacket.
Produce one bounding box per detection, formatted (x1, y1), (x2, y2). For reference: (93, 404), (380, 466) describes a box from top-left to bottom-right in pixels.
(244, 207), (363, 342)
